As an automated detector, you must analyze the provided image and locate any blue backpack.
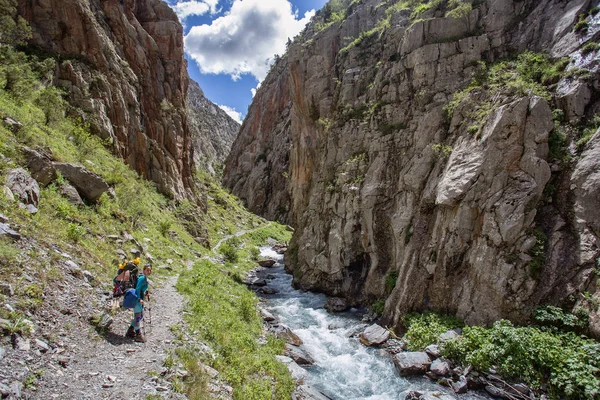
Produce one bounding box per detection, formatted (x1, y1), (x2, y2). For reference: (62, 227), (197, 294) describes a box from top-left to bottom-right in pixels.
(122, 288), (138, 309)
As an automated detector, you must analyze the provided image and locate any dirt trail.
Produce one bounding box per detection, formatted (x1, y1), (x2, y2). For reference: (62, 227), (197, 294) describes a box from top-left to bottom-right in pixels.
(35, 275), (185, 400)
(210, 222), (272, 253)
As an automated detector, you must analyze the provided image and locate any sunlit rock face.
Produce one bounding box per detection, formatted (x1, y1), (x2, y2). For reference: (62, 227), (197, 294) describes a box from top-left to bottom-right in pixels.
(19, 0), (195, 200)
(224, 0), (600, 335)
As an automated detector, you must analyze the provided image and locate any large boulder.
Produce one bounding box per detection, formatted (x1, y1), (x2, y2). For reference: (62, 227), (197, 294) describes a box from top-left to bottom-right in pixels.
(54, 163), (109, 202)
(359, 324), (390, 346)
(6, 168), (39, 206)
(61, 184), (84, 206)
(430, 358), (451, 376)
(21, 147), (56, 186)
(324, 297), (349, 313)
(273, 324), (303, 346)
(258, 259), (277, 268)
(393, 352), (431, 376)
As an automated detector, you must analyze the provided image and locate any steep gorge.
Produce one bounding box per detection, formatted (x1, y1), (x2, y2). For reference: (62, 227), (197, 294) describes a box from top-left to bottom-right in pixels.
(224, 0), (600, 335)
(18, 0), (195, 200)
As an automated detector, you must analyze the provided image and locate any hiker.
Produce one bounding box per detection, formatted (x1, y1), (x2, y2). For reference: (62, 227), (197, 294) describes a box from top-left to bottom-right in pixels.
(113, 257), (140, 297)
(125, 263), (152, 342)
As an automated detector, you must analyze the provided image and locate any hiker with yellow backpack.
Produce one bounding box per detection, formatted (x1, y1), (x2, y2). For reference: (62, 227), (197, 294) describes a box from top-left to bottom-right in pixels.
(121, 261), (152, 343)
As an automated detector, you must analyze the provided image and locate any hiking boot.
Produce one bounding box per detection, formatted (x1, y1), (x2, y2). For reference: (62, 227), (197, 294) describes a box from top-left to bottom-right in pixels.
(125, 326), (135, 338)
(134, 331), (146, 343)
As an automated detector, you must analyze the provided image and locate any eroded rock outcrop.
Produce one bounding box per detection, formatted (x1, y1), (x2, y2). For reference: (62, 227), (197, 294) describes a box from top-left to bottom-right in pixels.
(224, 0), (600, 334)
(18, 0), (194, 200)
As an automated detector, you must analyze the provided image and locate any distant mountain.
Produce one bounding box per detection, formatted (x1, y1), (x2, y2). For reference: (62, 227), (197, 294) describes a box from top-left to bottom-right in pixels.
(187, 79), (240, 175)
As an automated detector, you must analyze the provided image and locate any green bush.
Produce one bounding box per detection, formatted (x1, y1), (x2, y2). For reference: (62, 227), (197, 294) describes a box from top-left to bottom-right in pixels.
(402, 312), (463, 350)
(220, 242), (239, 263)
(442, 319), (600, 399)
(66, 223), (86, 242)
(534, 305), (589, 333)
(371, 300), (385, 316)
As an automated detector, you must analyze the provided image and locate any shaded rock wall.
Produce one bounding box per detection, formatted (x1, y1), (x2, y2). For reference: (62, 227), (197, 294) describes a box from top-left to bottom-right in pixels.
(18, 0), (195, 200)
(224, 0), (600, 334)
(187, 79), (239, 175)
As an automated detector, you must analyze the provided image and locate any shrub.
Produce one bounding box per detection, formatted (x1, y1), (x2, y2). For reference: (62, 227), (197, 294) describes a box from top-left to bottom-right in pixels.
(385, 271), (398, 293)
(371, 300), (385, 316)
(66, 223), (86, 242)
(582, 41), (600, 55)
(403, 312), (463, 350)
(534, 305), (589, 333)
(574, 19), (589, 33)
(219, 242), (238, 263)
(158, 220), (172, 237)
(442, 319), (600, 399)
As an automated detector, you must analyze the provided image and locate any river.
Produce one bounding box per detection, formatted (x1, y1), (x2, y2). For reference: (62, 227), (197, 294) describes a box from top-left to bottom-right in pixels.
(256, 248), (485, 400)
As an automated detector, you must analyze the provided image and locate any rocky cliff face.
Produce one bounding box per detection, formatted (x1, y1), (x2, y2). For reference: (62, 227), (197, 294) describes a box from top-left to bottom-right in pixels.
(224, 0), (600, 335)
(187, 79), (239, 175)
(18, 0), (195, 200)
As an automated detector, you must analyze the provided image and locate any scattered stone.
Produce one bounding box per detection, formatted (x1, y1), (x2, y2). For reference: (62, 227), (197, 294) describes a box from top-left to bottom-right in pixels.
(452, 376), (468, 394)
(0, 213), (8, 223)
(430, 358), (451, 376)
(34, 339), (50, 353)
(54, 162), (109, 202)
(275, 355), (310, 382)
(18, 202), (38, 214)
(107, 235), (120, 240)
(82, 270), (95, 283)
(0, 382), (10, 398)
(294, 384), (334, 400)
(65, 260), (83, 278)
(61, 184), (85, 206)
(102, 383), (114, 388)
(92, 313), (113, 329)
(158, 265), (173, 271)
(507, 383), (530, 396)
(0, 223), (20, 240)
(0, 346), (5, 360)
(106, 375), (116, 383)
(2, 186), (14, 202)
(425, 344), (440, 359)
(359, 324), (390, 346)
(116, 249), (127, 259)
(145, 252), (154, 263)
(2, 116), (22, 133)
(381, 338), (406, 354)
(248, 277), (267, 287)
(0, 284), (14, 297)
(130, 248), (141, 257)
(9, 381), (21, 399)
(273, 324), (303, 346)
(285, 344), (314, 365)
(12, 335), (30, 351)
(257, 259), (276, 268)
(21, 146), (57, 186)
(438, 330), (460, 343)
(393, 352), (431, 376)
(89, 372), (99, 377)
(200, 363), (219, 378)
(324, 297), (349, 313)
(58, 356), (69, 367)
(6, 168), (40, 206)
(156, 385), (169, 391)
(260, 309), (276, 322)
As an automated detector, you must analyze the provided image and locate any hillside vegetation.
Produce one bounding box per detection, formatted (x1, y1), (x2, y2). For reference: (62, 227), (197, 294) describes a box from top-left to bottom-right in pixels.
(0, 29), (293, 399)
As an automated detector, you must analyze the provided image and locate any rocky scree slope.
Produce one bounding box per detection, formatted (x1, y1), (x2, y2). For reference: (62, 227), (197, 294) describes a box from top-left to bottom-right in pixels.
(187, 79), (240, 175)
(224, 0), (600, 336)
(18, 0), (195, 200)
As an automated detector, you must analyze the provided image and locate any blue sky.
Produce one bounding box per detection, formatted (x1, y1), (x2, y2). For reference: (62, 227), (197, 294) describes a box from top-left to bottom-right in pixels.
(164, 0), (328, 123)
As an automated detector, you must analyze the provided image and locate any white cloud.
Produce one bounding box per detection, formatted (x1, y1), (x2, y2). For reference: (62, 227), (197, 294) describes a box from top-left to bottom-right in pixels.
(218, 105), (243, 125)
(184, 0), (315, 83)
(168, 1), (220, 21)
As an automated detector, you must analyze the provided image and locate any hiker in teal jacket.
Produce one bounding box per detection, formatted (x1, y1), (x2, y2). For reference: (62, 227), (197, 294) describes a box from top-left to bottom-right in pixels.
(126, 264), (152, 342)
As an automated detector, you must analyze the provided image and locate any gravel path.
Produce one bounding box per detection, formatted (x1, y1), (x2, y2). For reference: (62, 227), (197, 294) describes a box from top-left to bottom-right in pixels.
(34, 275), (186, 400)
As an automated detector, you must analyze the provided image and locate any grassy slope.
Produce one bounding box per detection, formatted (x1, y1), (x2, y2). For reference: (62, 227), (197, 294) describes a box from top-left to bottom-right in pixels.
(0, 47), (293, 399)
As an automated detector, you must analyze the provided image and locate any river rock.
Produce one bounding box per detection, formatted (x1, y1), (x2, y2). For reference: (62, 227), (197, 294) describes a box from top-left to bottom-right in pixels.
(400, 390), (457, 400)
(294, 385), (334, 400)
(324, 297), (349, 313)
(393, 352), (431, 376)
(6, 168), (40, 206)
(381, 338), (406, 354)
(260, 308), (276, 322)
(54, 162), (109, 202)
(285, 344), (314, 365)
(257, 259), (276, 268)
(274, 324), (303, 346)
(425, 344), (441, 358)
(359, 324), (390, 346)
(452, 376), (468, 394)
(430, 358), (451, 376)
(260, 287), (279, 294)
(276, 355), (310, 382)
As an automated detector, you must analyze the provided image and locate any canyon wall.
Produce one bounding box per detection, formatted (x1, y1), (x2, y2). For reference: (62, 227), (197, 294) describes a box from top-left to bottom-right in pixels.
(18, 0), (195, 200)
(224, 0), (600, 335)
